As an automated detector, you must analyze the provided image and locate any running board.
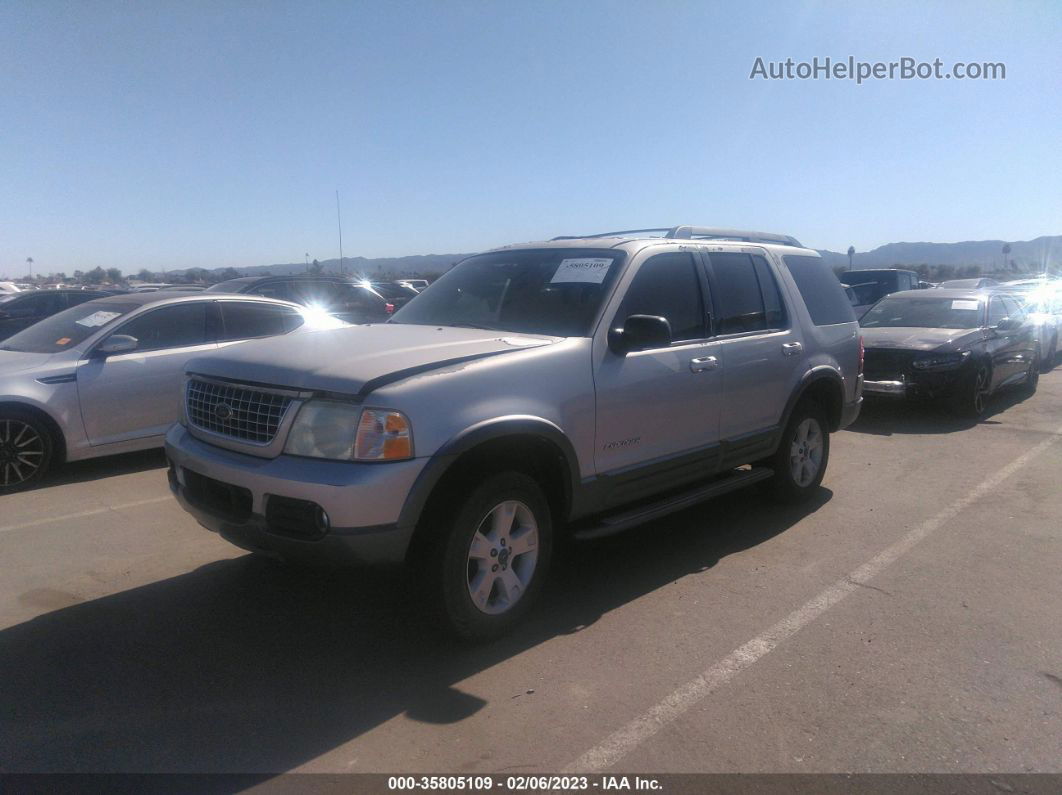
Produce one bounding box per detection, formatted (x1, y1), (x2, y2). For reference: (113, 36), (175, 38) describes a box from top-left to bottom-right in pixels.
(572, 466), (774, 541)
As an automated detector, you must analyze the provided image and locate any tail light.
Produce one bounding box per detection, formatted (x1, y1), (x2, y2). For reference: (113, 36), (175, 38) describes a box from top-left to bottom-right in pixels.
(858, 335), (865, 375)
(385, 302), (395, 315)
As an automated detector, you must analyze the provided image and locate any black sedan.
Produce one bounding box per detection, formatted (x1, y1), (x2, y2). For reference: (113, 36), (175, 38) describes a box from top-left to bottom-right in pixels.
(860, 289), (1040, 416)
(205, 275), (392, 323)
(0, 289), (115, 342)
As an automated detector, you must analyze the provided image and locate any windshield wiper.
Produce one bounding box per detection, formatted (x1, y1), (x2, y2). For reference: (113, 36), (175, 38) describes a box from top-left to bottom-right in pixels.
(446, 322), (502, 331)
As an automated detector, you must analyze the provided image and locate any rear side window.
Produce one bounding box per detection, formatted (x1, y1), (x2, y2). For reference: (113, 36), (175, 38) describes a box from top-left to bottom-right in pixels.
(250, 281), (299, 302)
(220, 302), (304, 340)
(617, 252), (705, 342)
(708, 253), (770, 334)
(751, 256), (787, 329)
(784, 255), (857, 326)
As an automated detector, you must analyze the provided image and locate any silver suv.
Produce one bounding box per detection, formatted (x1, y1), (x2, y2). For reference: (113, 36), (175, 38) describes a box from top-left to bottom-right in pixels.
(166, 226), (863, 639)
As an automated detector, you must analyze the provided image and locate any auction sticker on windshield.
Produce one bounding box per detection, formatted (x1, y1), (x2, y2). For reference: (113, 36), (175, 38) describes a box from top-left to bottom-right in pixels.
(551, 258), (612, 284)
(951, 300), (980, 311)
(75, 310), (123, 328)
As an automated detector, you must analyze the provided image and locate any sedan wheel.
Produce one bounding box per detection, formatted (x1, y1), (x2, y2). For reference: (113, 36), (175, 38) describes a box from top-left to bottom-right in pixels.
(0, 413), (53, 493)
(953, 365), (990, 418)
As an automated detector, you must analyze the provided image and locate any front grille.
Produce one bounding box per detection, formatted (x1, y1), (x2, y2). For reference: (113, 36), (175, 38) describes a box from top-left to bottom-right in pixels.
(187, 378), (292, 444)
(863, 349), (917, 380)
(182, 468), (252, 523)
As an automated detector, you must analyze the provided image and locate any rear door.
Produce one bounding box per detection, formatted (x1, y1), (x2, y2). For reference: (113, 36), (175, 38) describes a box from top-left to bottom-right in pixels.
(76, 302), (220, 445)
(704, 251), (804, 449)
(593, 251), (722, 503)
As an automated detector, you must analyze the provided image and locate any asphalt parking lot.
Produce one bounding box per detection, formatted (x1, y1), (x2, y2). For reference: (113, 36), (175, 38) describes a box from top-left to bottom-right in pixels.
(2, 374), (1061, 775)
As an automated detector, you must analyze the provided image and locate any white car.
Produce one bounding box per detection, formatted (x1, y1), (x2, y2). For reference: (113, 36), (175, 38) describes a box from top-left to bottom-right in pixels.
(0, 292), (345, 492)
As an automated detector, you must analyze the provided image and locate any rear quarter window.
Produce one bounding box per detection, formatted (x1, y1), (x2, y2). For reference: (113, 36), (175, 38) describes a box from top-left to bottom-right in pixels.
(783, 255), (857, 326)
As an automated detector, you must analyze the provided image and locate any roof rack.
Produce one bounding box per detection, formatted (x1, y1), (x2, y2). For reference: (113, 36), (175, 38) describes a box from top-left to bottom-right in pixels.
(552, 226), (803, 247)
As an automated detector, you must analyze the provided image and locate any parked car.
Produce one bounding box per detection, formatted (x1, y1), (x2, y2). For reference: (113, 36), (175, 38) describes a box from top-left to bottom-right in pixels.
(156, 284), (208, 292)
(0, 293), (345, 492)
(837, 269), (922, 317)
(398, 279), (429, 291)
(0, 282), (21, 295)
(206, 275), (393, 323)
(0, 289), (116, 342)
(860, 289), (1039, 416)
(1004, 283), (1061, 369)
(166, 225), (863, 639)
(938, 277), (1001, 290)
(369, 281), (420, 310)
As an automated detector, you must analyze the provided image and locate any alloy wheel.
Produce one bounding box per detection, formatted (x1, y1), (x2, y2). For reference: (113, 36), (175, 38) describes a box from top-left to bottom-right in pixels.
(789, 418), (824, 488)
(0, 419), (46, 488)
(466, 500), (540, 615)
(973, 367), (989, 415)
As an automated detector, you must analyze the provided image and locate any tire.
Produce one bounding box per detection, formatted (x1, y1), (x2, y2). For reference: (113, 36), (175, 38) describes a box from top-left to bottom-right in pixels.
(951, 363), (990, 418)
(1021, 348), (1040, 395)
(765, 401), (830, 503)
(422, 471), (553, 641)
(0, 408), (55, 494)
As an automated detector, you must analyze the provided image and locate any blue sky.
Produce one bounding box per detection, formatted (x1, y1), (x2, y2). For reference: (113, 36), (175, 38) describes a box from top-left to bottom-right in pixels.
(1, 0), (1059, 276)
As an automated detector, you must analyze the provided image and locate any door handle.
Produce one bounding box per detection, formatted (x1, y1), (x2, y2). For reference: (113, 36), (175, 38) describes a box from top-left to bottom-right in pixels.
(689, 355), (718, 372)
(782, 342), (803, 357)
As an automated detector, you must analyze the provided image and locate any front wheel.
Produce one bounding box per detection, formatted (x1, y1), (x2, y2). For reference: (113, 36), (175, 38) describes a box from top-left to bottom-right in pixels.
(424, 471), (553, 641)
(0, 410), (55, 494)
(765, 402), (830, 503)
(951, 363), (990, 418)
(1021, 349), (1040, 395)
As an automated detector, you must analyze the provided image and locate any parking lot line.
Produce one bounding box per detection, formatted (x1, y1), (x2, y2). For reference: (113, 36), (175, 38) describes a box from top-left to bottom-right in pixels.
(564, 422), (1062, 774)
(0, 495), (174, 535)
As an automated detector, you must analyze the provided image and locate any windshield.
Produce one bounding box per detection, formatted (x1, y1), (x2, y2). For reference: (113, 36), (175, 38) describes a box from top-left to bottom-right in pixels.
(860, 296), (983, 330)
(0, 301), (139, 353)
(390, 249), (625, 336)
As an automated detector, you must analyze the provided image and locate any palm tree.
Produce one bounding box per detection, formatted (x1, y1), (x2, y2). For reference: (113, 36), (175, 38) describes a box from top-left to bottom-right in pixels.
(846, 246), (855, 271)
(25, 257), (33, 279)
(1002, 243), (1011, 271)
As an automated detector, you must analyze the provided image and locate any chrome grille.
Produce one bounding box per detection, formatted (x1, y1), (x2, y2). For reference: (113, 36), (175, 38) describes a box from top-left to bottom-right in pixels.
(863, 349), (917, 380)
(187, 379), (293, 444)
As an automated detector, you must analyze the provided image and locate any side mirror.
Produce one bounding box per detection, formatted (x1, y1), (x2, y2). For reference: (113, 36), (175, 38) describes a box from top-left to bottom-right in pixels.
(97, 334), (138, 355)
(994, 317), (1017, 332)
(608, 314), (672, 354)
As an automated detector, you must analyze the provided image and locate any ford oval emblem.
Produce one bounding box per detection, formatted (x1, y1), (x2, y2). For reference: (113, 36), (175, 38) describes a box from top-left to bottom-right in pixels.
(214, 402), (234, 421)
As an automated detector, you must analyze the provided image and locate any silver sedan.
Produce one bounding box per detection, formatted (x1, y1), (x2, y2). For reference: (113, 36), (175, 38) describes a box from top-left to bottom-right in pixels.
(0, 292), (345, 492)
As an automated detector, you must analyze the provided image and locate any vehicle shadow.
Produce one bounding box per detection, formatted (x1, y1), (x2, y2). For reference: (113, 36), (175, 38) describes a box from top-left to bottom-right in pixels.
(20, 448), (169, 493)
(0, 486), (831, 773)
(847, 389), (1034, 436)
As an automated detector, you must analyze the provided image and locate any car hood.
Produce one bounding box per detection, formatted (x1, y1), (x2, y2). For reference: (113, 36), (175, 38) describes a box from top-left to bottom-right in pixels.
(860, 326), (980, 352)
(0, 349), (60, 377)
(186, 323), (559, 397)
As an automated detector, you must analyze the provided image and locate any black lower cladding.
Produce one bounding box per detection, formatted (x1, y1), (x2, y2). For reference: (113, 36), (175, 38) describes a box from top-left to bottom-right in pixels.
(265, 495), (330, 541)
(181, 468), (253, 524)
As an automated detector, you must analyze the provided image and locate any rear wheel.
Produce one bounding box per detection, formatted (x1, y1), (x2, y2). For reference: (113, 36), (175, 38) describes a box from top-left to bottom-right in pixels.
(0, 409), (55, 494)
(765, 401), (829, 503)
(423, 471), (553, 641)
(951, 363), (990, 418)
(1041, 333), (1057, 373)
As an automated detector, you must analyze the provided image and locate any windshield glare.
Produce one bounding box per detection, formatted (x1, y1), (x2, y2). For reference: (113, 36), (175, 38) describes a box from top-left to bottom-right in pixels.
(0, 301), (138, 353)
(860, 296), (983, 330)
(390, 249), (625, 336)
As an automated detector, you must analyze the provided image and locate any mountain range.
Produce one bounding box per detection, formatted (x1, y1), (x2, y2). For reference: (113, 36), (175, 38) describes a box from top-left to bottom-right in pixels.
(165, 235), (1062, 279)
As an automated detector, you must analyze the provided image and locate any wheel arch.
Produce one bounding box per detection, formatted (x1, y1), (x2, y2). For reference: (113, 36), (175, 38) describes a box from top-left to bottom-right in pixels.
(0, 400), (67, 464)
(399, 417), (579, 560)
(780, 367), (846, 433)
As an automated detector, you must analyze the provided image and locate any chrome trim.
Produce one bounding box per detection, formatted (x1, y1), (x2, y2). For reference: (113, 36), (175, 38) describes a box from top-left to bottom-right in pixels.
(862, 378), (906, 395)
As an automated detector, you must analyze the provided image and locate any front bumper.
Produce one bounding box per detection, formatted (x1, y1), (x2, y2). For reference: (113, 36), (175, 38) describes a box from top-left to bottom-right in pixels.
(165, 424), (425, 565)
(862, 370), (965, 400)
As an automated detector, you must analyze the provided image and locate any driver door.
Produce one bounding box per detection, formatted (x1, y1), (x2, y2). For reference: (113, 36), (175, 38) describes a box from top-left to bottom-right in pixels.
(77, 302), (219, 446)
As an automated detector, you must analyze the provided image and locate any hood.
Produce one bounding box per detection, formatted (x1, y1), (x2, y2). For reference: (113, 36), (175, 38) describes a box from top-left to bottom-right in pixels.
(860, 326), (980, 352)
(186, 323), (558, 397)
(0, 349), (58, 377)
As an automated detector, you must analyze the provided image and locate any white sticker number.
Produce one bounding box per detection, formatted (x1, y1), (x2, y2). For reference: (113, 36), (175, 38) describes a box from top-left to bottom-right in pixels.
(551, 258), (612, 284)
(951, 300), (979, 311)
(75, 310), (123, 328)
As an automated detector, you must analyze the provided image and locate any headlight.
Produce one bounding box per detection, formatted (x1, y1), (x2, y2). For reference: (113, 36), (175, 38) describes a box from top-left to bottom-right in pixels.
(911, 350), (971, 371)
(354, 409), (413, 461)
(282, 402), (414, 461)
(283, 400), (361, 460)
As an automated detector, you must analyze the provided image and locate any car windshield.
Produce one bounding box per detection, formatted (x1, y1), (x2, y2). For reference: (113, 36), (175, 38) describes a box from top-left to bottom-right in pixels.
(390, 249), (625, 336)
(0, 301), (139, 353)
(860, 296), (983, 330)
